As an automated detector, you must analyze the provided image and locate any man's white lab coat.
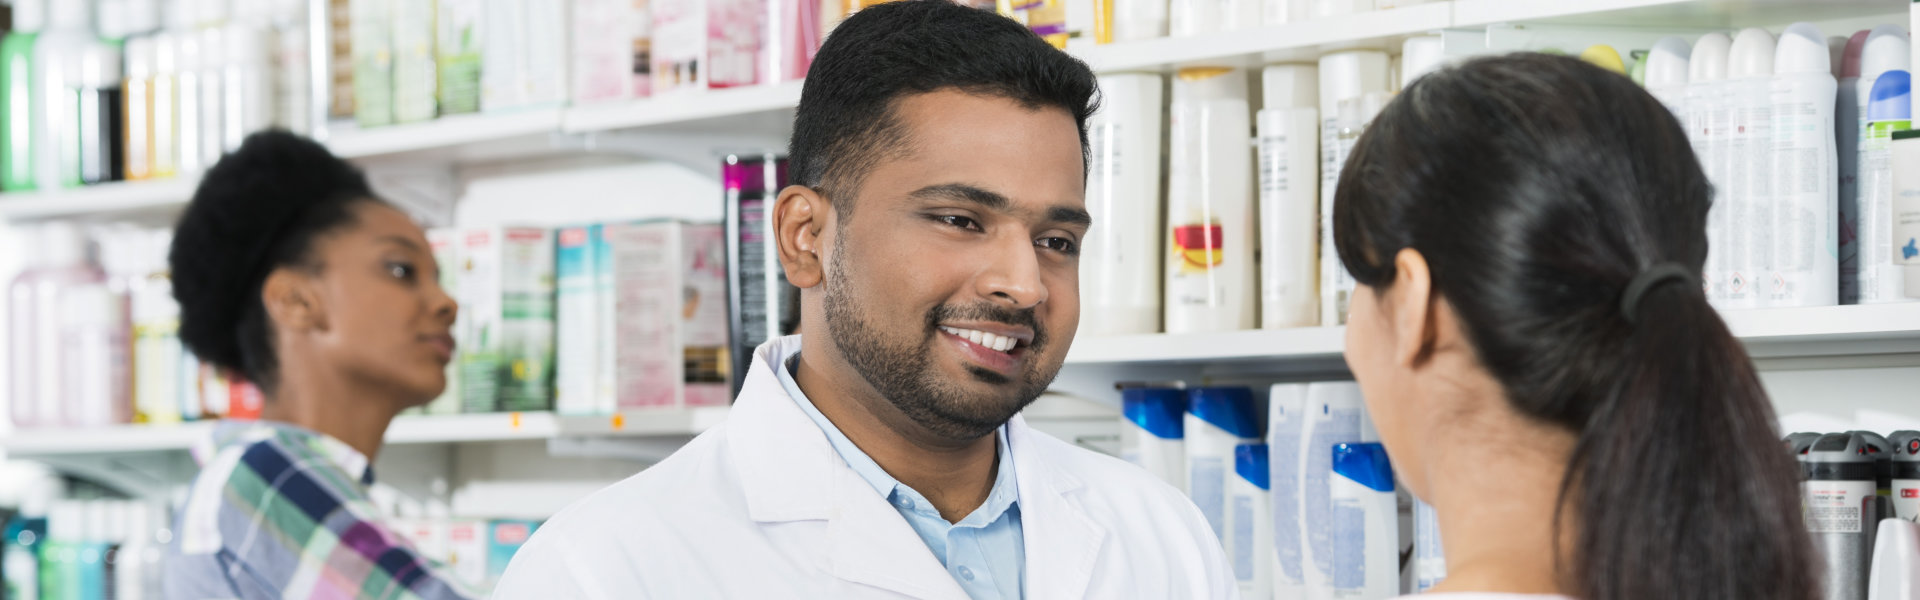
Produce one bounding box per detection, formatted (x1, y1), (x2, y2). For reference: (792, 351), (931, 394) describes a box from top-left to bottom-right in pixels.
(492, 336), (1236, 599)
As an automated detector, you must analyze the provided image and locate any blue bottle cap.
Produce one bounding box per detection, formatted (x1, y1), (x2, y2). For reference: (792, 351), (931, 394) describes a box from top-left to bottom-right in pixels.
(1122, 388), (1185, 440)
(1332, 442), (1395, 493)
(1187, 387), (1260, 439)
(1868, 70), (1911, 122)
(1235, 444), (1270, 490)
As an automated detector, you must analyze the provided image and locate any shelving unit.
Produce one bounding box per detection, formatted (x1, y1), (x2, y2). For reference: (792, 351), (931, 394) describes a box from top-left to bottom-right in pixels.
(0, 407), (731, 458)
(0, 178), (200, 222)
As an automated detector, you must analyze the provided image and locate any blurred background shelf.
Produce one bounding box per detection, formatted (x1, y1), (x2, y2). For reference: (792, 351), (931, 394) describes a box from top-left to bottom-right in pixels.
(0, 179), (200, 222)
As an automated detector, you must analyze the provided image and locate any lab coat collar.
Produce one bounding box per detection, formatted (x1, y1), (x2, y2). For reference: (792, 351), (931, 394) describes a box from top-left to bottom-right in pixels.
(726, 335), (1108, 599)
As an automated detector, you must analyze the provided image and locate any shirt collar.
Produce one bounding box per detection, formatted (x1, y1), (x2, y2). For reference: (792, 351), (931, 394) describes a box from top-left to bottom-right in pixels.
(201, 419), (376, 486)
(774, 344), (1020, 523)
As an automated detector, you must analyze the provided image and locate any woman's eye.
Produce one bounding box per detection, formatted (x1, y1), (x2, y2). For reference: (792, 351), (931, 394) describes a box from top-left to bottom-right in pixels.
(938, 215), (981, 231)
(388, 263), (417, 280)
(1038, 237), (1079, 255)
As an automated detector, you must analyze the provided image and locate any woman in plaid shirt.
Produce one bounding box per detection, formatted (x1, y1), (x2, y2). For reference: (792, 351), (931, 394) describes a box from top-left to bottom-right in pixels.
(163, 131), (474, 600)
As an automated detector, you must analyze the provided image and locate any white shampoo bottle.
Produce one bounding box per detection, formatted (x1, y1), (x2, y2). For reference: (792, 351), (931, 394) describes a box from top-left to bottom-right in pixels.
(1085, 73), (1167, 335)
(1691, 33), (1733, 304)
(1768, 23), (1839, 308)
(1167, 67), (1255, 334)
(1257, 64), (1319, 330)
(1725, 28), (1776, 309)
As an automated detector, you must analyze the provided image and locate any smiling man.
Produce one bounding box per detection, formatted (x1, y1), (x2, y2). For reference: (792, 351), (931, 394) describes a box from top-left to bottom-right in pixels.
(492, 1), (1233, 598)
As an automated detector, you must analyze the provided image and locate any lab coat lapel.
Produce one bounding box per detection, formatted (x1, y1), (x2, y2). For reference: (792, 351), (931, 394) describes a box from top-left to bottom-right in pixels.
(1010, 415), (1108, 599)
(727, 336), (968, 600)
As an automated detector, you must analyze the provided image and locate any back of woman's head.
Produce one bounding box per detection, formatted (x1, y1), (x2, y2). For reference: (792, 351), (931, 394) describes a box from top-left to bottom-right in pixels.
(170, 130), (377, 393)
(1334, 53), (1817, 600)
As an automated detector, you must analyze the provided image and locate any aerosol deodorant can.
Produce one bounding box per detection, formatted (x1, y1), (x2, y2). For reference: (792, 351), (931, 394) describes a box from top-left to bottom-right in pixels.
(1853, 431), (1896, 521)
(1806, 432), (1879, 600)
(1787, 432), (1824, 479)
(1892, 431), (1920, 522)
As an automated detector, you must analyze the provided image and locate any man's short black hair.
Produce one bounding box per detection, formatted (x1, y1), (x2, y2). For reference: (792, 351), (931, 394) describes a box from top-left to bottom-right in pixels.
(789, 0), (1099, 211)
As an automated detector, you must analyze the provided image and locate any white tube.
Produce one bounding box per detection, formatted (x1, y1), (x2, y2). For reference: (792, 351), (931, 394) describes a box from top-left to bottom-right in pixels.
(1167, 67), (1255, 334)
(1084, 73), (1167, 336)
(1768, 24), (1839, 308)
(1268, 383), (1309, 598)
(1258, 65), (1319, 330)
(1692, 33), (1733, 304)
(1121, 387), (1187, 490)
(1300, 382), (1365, 600)
(1186, 388), (1261, 545)
(1725, 28), (1775, 309)
(1229, 444), (1273, 600)
(1893, 129), (1920, 299)
(1316, 51), (1389, 326)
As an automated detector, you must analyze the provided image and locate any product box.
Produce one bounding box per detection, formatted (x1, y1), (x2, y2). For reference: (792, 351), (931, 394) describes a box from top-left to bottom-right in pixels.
(481, 0), (525, 110)
(398, 520), (450, 565)
(649, 0), (706, 94)
(436, 0), (483, 115)
(350, 0), (395, 127)
(706, 0), (763, 88)
(486, 519), (541, 584)
(443, 520), (488, 589)
(571, 0), (636, 103)
(722, 156), (796, 393)
(524, 0), (570, 107)
(425, 228), (463, 415)
(393, 0), (438, 123)
(457, 227), (556, 413)
(554, 225), (601, 415)
(631, 0), (653, 97)
(601, 221), (732, 410)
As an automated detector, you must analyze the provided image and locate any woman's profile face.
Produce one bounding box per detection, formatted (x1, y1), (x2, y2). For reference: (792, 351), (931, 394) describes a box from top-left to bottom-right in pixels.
(1342, 282), (1423, 495)
(299, 202), (459, 406)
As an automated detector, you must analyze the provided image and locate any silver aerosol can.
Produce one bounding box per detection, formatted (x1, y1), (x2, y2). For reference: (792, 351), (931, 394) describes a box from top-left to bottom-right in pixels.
(1807, 432), (1880, 600)
(1892, 431), (1919, 523)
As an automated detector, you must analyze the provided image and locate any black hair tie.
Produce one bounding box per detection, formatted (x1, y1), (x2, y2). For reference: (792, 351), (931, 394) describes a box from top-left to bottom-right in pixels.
(1619, 263), (1698, 324)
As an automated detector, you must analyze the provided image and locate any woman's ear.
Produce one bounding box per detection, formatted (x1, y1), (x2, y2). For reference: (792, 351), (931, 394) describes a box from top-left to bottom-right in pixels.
(1388, 248), (1438, 368)
(774, 184), (832, 289)
(261, 269), (327, 335)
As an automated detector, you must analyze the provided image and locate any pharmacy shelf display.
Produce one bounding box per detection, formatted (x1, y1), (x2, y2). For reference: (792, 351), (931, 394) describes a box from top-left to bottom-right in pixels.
(0, 407), (731, 458)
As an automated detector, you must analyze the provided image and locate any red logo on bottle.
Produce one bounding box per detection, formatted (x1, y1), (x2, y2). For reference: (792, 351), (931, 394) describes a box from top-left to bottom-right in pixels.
(1903, 489), (1918, 499)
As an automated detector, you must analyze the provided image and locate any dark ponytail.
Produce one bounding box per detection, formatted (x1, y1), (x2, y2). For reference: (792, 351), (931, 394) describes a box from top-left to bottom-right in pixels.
(1332, 53), (1818, 600)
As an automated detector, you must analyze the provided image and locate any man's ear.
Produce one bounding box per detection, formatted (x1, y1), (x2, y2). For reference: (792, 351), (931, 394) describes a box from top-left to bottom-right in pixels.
(775, 184), (833, 289)
(261, 269), (328, 335)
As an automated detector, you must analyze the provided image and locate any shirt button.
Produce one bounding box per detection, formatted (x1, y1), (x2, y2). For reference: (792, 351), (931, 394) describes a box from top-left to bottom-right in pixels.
(896, 498), (913, 509)
(957, 566), (975, 581)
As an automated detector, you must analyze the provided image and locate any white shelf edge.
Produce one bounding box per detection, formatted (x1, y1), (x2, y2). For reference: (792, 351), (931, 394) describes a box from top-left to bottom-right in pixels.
(1075, 2), (1454, 73)
(0, 178), (200, 221)
(0, 407), (734, 457)
(327, 107), (567, 159)
(561, 81), (805, 133)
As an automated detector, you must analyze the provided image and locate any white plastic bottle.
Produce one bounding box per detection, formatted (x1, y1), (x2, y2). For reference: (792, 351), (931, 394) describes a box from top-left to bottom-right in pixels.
(1412, 498), (1446, 593)
(1838, 30), (1869, 304)
(1310, 0), (1370, 20)
(1166, 67), (1255, 334)
(1267, 383), (1308, 599)
(133, 230), (184, 425)
(1645, 37), (1691, 118)
(8, 228), (46, 429)
(222, 23), (272, 150)
(1257, 64), (1319, 330)
(196, 0), (228, 168)
(1329, 442), (1396, 599)
(1690, 33), (1732, 304)
(1316, 50), (1388, 326)
(1300, 381), (1365, 599)
(1170, 0), (1258, 37)
(1400, 35), (1445, 89)
(1083, 72), (1166, 336)
(151, 29), (180, 178)
(1856, 27), (1913, 304)
(59, 229), (132, 428)
(1111, 0), (1167, 42)
(1768, 23), (1838, 308)
(1861, 71), (1914, 305)
(1228, 443), (1273, 600)
(1725, 28), (1776, 309)
(30, 0), (102, 189)
(1122, 386), (1187, 489)
(393, 0), (438, 123)
(171, 0), (207, 176)
(1186, 387), (1261, 545)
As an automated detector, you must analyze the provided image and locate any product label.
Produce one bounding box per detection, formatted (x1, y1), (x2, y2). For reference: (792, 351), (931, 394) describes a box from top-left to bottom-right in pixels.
(1804, 480), (1875, 533)
(1270, 404), (1305, 585)
(1192, 456), (1227, 541)
(1896, 480), (1919, 523)
(1329, 498), (1366, 592)
(1859, 119), (1911, 302)
(1766, 76), (1837, 305)
(1169, 223), (1228, 308)
(1304, 400), (1361, 582)
(1232, 494), (1256, 581)
(1413, 499), (1446, 591)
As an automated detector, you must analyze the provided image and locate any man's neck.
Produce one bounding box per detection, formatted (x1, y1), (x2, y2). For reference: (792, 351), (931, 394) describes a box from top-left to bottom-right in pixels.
(792, 351), (1001, 523)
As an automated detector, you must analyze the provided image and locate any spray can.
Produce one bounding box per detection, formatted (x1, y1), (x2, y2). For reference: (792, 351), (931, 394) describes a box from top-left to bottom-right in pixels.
(1891, 431), (1919, 522)
(1807, 432), (1880, 600)
(1187, 387), (1262, 544)
(1789, 432), (1825, 479)
(1857, 431), (1897, 521)
(1121, 385), (1187, 490)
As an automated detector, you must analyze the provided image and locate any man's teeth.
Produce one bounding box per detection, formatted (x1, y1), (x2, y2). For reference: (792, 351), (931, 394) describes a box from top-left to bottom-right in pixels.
(940, 326), (1018, 352)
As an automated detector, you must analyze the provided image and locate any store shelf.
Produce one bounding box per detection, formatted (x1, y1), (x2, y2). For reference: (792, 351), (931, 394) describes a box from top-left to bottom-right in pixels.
(1064, 304), (1920, 367)
(326, 107), (567, 160)
(0, 407), (733, 457)
(1451, 0), (1908, 30)
(1075, 2), (1454, 72)
(561, 81), (805, 133)
(0, 178), (199, 222)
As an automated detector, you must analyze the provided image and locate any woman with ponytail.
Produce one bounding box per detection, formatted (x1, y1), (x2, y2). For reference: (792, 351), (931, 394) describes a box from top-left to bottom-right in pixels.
(1333, 53), (1819, 600)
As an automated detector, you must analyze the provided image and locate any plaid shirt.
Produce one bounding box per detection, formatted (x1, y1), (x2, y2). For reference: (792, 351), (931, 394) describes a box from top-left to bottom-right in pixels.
(165, 420), (478, 600)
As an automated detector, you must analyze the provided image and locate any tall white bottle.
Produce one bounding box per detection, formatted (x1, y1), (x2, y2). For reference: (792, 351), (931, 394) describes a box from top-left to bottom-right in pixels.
(1725, 28), (1776, 309)
(170, 0), (207, 176)
(1861, 71), (1914, 305)
(1316, 51), (1388, 326)
(30, 0), (101, 189)
(1257, 64), (1319, 330)
(1300, 382), (1366, 600)
(1084, 73), (1166, 336)
(1228, 443), (1274, 600)
(1166, 67), (1255, 334)
(196, 0), (228, 168)
(1645, 37), (1691, 118)
(1186, 387), (1261, 546)
(8, 228), (46, 429)
(1856, 27), (1913, 304)
(1267, 383), (1309, 598)
(1170, 0), (1259, 37)
(1691, 33), (1733, 304)
(1768, 24), (1839, 308)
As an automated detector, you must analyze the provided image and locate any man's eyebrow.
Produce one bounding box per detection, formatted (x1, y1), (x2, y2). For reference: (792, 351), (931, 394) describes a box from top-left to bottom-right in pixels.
(909, 183), (1092, 227)
(377, 236), (427, 253)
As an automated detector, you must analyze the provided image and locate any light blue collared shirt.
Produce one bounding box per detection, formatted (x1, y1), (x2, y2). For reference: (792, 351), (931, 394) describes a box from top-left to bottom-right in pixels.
(777, 353), (1026, 600)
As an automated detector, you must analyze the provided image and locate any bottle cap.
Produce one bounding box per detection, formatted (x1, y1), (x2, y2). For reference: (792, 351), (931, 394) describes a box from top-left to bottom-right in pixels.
(1186, 387), (1260, 439)
(1861, 25), (1912, 81)
(1773, 23), (1829, 76)
(12, 0), (46, 32)
(1176, 66), (1248, 107)
(1318, 50), (1390, 113)
(48, 0), (91, 31)
(1400, 35), (1446, 90)
(1806, 432), (1878, 481)
(1645, 37), (1692, 89)
(1869, 70), (1912, 121)
(1262, 64), (1318, 111)
(1235, 444), (1270, 490)
(1689, 32), (1732, 82)
(1729, 28), (1777, 79)
(1580, 45), (1626, 74)
(1123, 387), (1185, 440)
(1844, 30), (1872, 78)
(1332, 442), (1395, 492)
